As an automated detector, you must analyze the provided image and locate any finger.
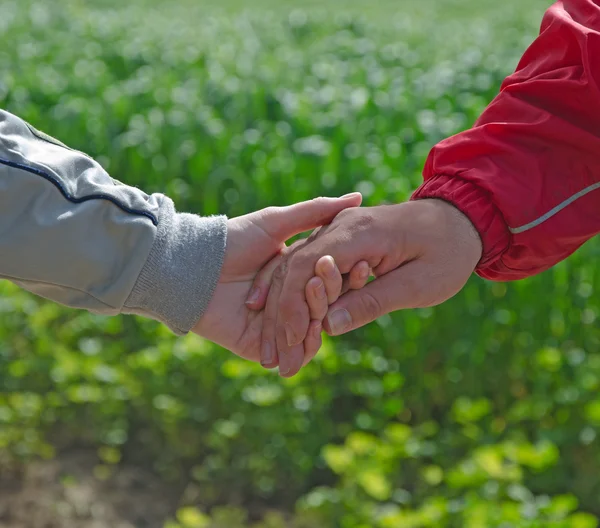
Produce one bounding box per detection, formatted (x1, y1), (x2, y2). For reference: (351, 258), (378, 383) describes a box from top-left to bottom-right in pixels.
(323, 259), (432, 336)
(278, 341), (305, 378)
(275, 234), (335, 327)
(277, 236), (355, 349)
(302, 320), (323, 368)
(275, 282), (307, 377)
(305, 277), (328, 321)
(259, 262), (286, 369)
(347, 260), (371, 290)
(259, 238), (314, 369)
(245, 249), (285, 311)
(321, 258), (368, 297)
(276, 214), (381, 350)
(274, 253), (313, 349)
(315, 256), (343, 304)
(254, 193), (362, 241)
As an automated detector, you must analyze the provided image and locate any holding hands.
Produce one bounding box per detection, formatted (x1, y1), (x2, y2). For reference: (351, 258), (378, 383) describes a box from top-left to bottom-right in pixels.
(246, 198), (483, 377)
(194, 195), (483, 379)
(192, 193), (369, 367)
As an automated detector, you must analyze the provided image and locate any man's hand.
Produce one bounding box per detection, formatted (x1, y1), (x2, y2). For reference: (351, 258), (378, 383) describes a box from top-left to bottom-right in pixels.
(191, 193), (363, 364)
(255, 198), (483, 376)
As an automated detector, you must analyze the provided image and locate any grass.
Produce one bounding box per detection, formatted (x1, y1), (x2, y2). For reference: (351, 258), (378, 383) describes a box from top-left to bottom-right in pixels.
(1, 0), (599, 526)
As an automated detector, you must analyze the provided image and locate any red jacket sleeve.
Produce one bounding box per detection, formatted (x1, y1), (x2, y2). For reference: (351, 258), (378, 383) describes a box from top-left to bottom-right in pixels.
(410, 0), (600, 281)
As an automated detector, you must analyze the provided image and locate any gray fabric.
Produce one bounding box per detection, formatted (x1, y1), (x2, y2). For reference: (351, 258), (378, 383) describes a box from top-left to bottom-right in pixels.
(123, 201), (227, 334)
(0, 108), (227, 334)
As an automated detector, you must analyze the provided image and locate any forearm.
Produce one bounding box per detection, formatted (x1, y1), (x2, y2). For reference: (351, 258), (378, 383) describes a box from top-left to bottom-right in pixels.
(411, 0), (600, 280)
(0, 109), (227, 334)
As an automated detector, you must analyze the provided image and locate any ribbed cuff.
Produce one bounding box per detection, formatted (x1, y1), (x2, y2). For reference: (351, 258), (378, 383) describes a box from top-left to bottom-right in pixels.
(410, 174), (511, 270)
(122, 197), (227, 335)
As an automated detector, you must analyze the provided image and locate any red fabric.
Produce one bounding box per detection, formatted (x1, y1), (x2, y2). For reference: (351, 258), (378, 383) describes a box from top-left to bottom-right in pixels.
(411, 0), (600, 281)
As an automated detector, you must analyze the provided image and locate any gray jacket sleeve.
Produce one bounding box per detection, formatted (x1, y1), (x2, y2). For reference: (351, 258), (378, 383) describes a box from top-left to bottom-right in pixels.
(0, 108), (227, 335)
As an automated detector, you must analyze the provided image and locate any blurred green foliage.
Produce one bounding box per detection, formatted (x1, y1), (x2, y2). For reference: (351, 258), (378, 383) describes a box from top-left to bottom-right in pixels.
(2, 0), (599, 526)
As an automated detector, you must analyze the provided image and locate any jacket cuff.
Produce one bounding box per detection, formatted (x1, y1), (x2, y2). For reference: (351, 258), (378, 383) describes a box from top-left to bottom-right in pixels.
(410, 174), (511, 271)
(122, 197), (227, 335)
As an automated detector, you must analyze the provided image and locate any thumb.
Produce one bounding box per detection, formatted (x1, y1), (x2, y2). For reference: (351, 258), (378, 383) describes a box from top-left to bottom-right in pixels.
(255, 193), (362, 241)
(323, 260), (434, 336)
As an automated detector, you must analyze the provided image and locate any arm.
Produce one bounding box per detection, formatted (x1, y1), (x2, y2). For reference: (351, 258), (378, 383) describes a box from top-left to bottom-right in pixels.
(411, 0), (600, 280)
(256, 0), (600, 376)
(0, 108), (226, 335)
(0, 108), (364, 364)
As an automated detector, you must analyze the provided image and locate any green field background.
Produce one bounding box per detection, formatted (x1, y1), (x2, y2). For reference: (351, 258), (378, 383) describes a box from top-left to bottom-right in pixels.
(2, 0), (600, 526)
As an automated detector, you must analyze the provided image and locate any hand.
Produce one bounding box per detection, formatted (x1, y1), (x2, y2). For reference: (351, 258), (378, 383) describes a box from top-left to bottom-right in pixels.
(247, 254), (371, 371)
(191, 193), (363, 364)
(255, 198), (483, 376)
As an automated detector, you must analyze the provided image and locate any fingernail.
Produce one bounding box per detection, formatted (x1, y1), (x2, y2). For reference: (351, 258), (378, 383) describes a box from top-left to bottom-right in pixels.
(285, 323), (296, 347)
(359, 268), (369, 280)
(313, 321), (322, 337)
(341, 192), (360, 199)
(325, 256), (337, 279)
(260, 341), (273, 367)
(327, 309), (352, 335)
(315, 280), (326, 299)
(279, 353), (291, 376)
(245, 287), (260, 305)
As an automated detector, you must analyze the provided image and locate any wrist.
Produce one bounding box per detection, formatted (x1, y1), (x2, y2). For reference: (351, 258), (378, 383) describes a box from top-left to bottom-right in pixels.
(191, 283), (222, 338)
(417, 198), (483, 266)
(410, 175), (510, 270)
(124, 201), (227, 336)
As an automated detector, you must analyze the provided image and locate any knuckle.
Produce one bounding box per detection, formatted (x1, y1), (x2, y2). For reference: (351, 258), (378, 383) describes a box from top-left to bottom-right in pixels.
(273, 260), (288, 282)
(309, 197), (329, 221)
(359, 292), (382, 320)
(353, 210), (376, 230)
(287, 251), (309, 274)
(334, 207), (354, 222)
(260, 206), (278, 221)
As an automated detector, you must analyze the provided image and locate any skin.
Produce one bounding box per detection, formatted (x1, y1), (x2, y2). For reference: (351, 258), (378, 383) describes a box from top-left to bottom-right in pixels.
(248, 198), (484, 377)
(266, 255), (371, 370)
(192, 193), (367, 367)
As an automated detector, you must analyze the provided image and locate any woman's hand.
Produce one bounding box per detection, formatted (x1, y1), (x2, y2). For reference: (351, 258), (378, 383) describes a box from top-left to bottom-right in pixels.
(247, 253), (371, 372)
(192, 194), (364, 366)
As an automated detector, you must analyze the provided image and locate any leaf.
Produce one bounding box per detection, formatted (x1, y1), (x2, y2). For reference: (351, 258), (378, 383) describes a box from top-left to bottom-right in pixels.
(346, 431), (379, 455)
(569, 512), (599, 528)
(322, 444), (354, 474)
(421, 465), (444, 486)
(357, 469), (391, 501)
(176, 507), (210, 528)
(451, 397), (492, 424)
